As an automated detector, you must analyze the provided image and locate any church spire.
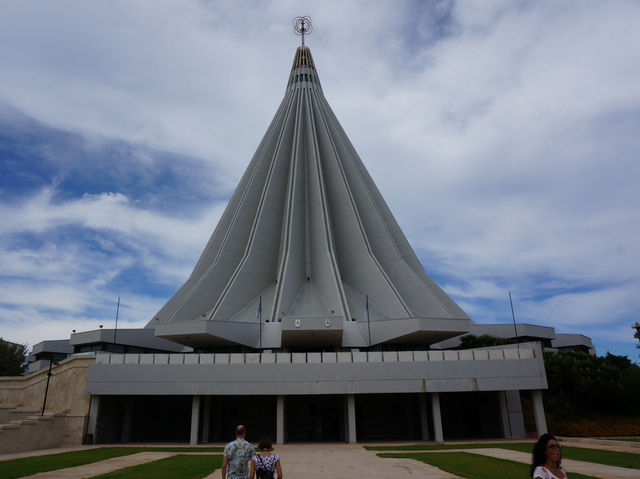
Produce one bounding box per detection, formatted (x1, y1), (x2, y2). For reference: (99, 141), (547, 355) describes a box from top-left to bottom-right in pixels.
(150, 22), (471, 350)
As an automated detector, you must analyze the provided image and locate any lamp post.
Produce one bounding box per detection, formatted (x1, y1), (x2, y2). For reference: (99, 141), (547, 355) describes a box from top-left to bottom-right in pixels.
(41, 353), (54, 416)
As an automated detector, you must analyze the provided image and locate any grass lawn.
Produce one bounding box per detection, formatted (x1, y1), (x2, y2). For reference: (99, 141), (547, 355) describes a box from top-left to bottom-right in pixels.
(379, 452), (601, 479)
(92, 454), (223, 479)
(0, 447), (223, 479)
(367, 442), (640, 469)
(365, 442), (533, 451)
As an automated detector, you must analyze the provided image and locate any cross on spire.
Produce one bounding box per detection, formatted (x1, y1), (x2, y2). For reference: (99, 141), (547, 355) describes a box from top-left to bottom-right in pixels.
(293, 16), (312, 45)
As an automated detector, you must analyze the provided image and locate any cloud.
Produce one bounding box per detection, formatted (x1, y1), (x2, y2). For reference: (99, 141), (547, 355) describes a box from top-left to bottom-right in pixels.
(0, 1), (639, 360)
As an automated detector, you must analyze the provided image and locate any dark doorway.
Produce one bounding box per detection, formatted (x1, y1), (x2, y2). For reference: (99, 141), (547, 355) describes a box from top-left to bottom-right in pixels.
(130, 396), (191, 442)
(440, 391), (501, 439)
(95, 395), (124, 443)
(355, 393), (422, 440)
(285, 395), (344, 442)
(95, 395), (191, 443)
(207, 396), (276, 443)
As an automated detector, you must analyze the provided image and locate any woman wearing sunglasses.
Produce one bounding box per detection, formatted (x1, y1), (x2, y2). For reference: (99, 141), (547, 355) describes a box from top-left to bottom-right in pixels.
(531, 433), (567, 479)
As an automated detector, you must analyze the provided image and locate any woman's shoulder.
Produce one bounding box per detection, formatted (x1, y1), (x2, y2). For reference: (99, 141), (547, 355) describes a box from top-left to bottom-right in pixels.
(532, 465), (548, 478)
(263, 453), (280, 461)
(532, 466), (566, 479)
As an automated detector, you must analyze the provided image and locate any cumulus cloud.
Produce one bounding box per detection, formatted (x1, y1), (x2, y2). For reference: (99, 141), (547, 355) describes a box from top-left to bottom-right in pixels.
(0, 0), (639, 360)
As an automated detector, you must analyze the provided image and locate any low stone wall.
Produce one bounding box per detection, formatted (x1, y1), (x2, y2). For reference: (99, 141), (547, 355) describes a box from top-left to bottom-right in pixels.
(0, 415), (67, 454)
(0, 355), (95, 450)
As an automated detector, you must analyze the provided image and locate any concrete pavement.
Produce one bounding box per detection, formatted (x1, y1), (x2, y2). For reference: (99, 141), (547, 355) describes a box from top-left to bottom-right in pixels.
(204, 443), (462, 479)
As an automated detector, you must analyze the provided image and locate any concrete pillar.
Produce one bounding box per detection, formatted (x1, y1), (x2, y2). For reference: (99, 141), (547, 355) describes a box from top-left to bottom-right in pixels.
(202, 396), (211, 443)
(276, 395), (285, 444)
(430, 392), (443, 443)
(419, 392), (430, 440)
(190, 395), (201, 445)
(504, 390), (525, 438)
(86, 395), (100, 444)
(498, 391), (511, 438)
(121, 396), (134, 443)
(346, 394), (357, 443)
(531, 390), (548, 437)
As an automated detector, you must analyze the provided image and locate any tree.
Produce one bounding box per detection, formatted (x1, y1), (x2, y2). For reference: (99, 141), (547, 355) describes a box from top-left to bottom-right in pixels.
(0, 338), (28, 376)
(543, 351), (640, 417)
(458, 334), (515, 349)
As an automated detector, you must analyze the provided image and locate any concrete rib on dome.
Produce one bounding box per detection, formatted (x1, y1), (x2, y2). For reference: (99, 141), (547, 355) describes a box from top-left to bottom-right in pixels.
(150, 45), (472, 349)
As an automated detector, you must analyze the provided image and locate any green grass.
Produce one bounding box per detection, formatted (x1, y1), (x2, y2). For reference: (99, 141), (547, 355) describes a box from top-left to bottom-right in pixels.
(379, 452), (600, 479)
(367, 442), (640, 469)
(550, 446), (640, 470)
(92, 454), (223, 479)
(0, 447), (223, 479)
(365, 442), (533, 451)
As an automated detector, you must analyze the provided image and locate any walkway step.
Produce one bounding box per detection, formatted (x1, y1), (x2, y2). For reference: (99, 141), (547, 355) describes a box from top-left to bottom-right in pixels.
(28, 415), (55, 422)
(11, 419), (38, 425)
(0, 423), (21, 430)
(13, 407), (41, 413)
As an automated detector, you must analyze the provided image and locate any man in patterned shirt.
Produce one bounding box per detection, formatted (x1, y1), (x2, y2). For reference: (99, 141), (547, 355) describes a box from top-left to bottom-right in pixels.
(222, 425), (255, 479)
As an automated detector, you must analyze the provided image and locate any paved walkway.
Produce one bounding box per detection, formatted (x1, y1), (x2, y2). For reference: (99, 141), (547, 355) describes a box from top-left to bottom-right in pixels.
(19, 452), (175, 479)
(3, 440), (638, 479)
(204, 443), (461, 479)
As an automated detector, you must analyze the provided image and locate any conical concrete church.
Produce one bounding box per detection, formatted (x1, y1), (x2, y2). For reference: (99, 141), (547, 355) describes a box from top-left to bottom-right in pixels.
(9, 24), (557, 449)
(150, 42), (471, 352)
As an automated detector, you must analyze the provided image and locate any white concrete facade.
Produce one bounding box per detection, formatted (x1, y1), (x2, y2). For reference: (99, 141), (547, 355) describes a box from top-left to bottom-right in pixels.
(80, 44), (552, 443)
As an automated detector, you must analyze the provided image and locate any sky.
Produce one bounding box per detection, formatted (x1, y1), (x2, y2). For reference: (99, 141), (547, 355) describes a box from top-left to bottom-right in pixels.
(1, 0), (639, 361)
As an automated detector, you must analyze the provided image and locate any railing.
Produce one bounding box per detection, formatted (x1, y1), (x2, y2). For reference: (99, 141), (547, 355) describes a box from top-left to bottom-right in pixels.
(96, 347), (535, 365)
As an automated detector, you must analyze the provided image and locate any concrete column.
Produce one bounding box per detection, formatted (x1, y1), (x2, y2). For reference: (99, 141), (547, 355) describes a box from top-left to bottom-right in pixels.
(498, 391), (511, 438)
(190, 395), (201, 445)
(202, 396), (211, 443)
(531, 390), (548, 437)
(121, 396), (134, 443)
(419, 392), (430, 440)
(504, 390), (525, 438)
(346, 394), (357, 443)
(430, 392), (443, 443)
(276, 395), (285, 444)
(86, 395), (100, 444)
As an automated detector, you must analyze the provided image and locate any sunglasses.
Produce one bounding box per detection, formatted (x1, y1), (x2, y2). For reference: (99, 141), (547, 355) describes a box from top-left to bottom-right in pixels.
(547, 444), (562, 450)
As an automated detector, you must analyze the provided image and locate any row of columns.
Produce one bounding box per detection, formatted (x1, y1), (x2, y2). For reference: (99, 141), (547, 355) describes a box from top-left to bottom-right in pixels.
(187, 390), (547, 444)
(85, 389), (547, 445)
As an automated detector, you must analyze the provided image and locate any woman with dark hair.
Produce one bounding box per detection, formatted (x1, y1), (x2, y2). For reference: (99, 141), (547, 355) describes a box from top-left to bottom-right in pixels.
(531, 433), (567, 479)
(249, 436), (283, 479)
